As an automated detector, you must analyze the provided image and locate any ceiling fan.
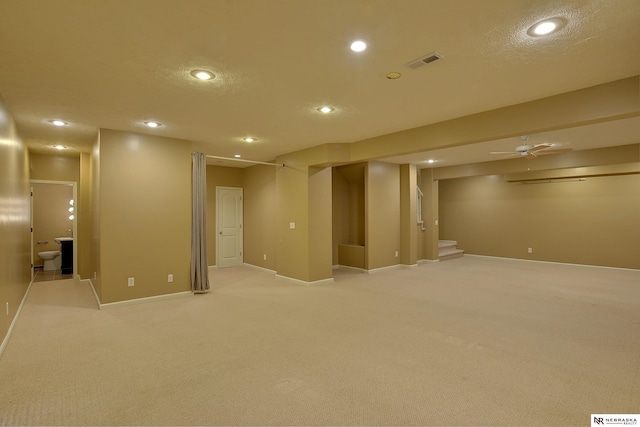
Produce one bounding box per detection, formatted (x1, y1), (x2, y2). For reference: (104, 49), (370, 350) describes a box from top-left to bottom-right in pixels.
(490, 136), (572, 159)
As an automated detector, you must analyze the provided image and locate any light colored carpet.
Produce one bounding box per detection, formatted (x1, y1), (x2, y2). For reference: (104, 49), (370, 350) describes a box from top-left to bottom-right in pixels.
(1, 256), (639, 426)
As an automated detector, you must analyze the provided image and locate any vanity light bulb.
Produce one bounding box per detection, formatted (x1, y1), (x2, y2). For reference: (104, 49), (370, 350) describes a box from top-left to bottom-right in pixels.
(69, 207), (74, 213)
(69, 215), (75, 221)
(69, 200), (74, 206)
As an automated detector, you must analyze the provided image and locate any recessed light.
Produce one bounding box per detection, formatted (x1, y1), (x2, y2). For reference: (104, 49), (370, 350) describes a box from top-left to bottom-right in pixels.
(317, 106), (335, 114)
(49, 120), (67, 126)
(426, 159), (436, 164)
(53, 145), (66, 150)
(386, 72), (401, 80)
(527, 18), (566, 36)
(144, 121), (161, 128)
(190, 70), (215, 80)
(350, 40), (367, 52)
(234, 154), (241, 158)
(243, 137), (256, 143)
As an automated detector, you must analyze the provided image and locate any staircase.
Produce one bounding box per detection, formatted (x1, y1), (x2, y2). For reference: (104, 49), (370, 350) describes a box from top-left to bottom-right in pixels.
(438, 240), (464, 261)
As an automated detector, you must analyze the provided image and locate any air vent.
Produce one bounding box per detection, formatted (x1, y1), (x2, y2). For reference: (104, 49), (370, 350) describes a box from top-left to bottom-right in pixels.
(405, 52), (444, 69)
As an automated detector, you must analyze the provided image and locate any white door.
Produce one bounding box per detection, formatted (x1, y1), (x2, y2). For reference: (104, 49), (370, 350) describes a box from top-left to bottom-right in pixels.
(216, 187), (243, 268)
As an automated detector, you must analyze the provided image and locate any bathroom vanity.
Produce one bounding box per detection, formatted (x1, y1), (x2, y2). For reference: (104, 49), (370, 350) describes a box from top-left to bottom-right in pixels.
(55, 237), (73, 275)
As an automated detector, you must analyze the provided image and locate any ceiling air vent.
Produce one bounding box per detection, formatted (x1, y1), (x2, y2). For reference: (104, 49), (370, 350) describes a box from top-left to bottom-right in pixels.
(405, 52), (444, 70)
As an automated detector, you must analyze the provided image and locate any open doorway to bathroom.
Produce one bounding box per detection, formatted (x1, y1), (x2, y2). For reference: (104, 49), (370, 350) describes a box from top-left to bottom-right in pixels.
(30, 180), (78, 282)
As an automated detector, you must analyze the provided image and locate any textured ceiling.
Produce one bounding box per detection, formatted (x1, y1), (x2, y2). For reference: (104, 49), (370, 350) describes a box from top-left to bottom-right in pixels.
(0, 0), (639, 167)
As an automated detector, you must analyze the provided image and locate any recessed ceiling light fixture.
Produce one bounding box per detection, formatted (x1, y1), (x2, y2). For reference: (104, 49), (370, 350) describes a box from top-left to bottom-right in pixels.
(234, 154), (241, 158)
(49, 120), (67, 126)
(53, 145), (66, 150)
(527, 18), (566, 36)
(243, 137), (256, 143)
(386, 72), (402, 80)
(144, 121), (161, 128)
(190, 69), (215, 80)
(350, 40), (367, 52)
(317, 106), (335, 114)
(426, 159), (436, 164)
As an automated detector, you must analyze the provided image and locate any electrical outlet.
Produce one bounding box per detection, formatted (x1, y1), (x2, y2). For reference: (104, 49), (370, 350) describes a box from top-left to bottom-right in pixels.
(93, 272), (97, 280)
(528, 248), (533, 254)
(5, 302), (8, 316)
(263, 254), (267, 261)
(395, 251), (399, 257)
(289, 222), (295, 229)
(168, 274), (174, 283)
(128, 277), (135, 287)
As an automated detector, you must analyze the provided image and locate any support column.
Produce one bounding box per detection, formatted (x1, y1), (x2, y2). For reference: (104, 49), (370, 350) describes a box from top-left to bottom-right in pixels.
(400, 164), (417, 266)
(421, 169), (439, 260)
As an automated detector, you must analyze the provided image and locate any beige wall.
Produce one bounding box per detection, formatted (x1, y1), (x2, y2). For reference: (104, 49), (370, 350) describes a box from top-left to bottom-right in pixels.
(78, 152), (92, 279)
(308, 167), (333, 282)
(91, 133), (102, 298)
(0, 95), (31, 350)
(205, 165), (243, 266)
(30, 153), (79, 182)
(439, 172), (640, 269)
(31, 183), (73, 267)
(400, 164), (417, 265)
(97, 129), (191, 304)
(366, 161), (401, 270)
(242, 165), (277, 271)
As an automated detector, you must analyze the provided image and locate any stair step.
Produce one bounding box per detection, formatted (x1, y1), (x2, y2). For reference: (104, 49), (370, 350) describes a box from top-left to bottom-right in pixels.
(439, 248), (465, 261)
(438, 240), (458, 249)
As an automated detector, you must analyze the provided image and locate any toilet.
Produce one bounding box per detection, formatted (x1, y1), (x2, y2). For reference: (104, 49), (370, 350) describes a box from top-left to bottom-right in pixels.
(38, 251), (61, 271)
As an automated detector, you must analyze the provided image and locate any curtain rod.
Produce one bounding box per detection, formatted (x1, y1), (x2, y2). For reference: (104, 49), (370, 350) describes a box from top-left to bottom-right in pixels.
(206, 155), (285, 167)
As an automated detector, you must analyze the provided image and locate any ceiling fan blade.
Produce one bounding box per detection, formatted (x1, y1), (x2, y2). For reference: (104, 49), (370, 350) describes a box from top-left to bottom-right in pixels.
(536, 148), (573, 155)
(528, 143), (553, 153)
(526, 152), (538, 159)
(490, 151), (518, 155)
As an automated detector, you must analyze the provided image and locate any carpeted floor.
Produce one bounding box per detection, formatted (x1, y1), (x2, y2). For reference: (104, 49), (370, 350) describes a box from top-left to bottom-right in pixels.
(1, 256), (639, 426)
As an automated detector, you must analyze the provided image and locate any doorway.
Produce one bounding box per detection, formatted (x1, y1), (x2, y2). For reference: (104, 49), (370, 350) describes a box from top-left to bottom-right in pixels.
(216, 186), (243, 268)
(30, 180), (78, 281)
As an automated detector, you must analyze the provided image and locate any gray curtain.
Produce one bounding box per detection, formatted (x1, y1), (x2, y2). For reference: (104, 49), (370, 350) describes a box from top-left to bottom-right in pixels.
(191, 152), (210, 293)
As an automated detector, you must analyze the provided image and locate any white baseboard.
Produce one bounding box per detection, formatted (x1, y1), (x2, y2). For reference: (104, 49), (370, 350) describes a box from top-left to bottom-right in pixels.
(242, 263), (276, 274)
(79, 278), (101, 308)
(98, 291), (192, 310)
(0, 280), (34, 360)
(275, 274), (334, 286)
(366, 264), (404, 274)
(464, 254), (640, 272)
(335, 265), (366, 273)
(418, 258), (439, 264)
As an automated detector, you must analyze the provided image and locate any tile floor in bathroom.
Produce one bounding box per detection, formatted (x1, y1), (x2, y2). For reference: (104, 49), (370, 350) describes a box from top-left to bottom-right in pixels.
(33, 269), (74, 282)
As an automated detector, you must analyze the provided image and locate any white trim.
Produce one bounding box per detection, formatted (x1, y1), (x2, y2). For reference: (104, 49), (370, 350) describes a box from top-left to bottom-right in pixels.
(366, 264), (403, 274)
(98, 291), (192, 310)
(464, 254), (640, 272)
(0, 280), (34, 360)
(275, 274), (335, 286)
(242, 263), (276, 274)
(80, 278), (101, 308)
(418, 258), (440, 264)
(335, 265), (366, 273)
(208, 265), (217, 271)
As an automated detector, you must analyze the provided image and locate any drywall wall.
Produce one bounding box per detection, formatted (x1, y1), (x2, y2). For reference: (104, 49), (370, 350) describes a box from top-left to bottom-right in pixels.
(78, 152), (92, 279)
(98, 129), (191, 303)
(30, 154), (79, 182)
(242, 164), (277, 271)
(366, 162), (401, 270)
(439, 173), (640, 269)
(0, 95), (31, 351)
